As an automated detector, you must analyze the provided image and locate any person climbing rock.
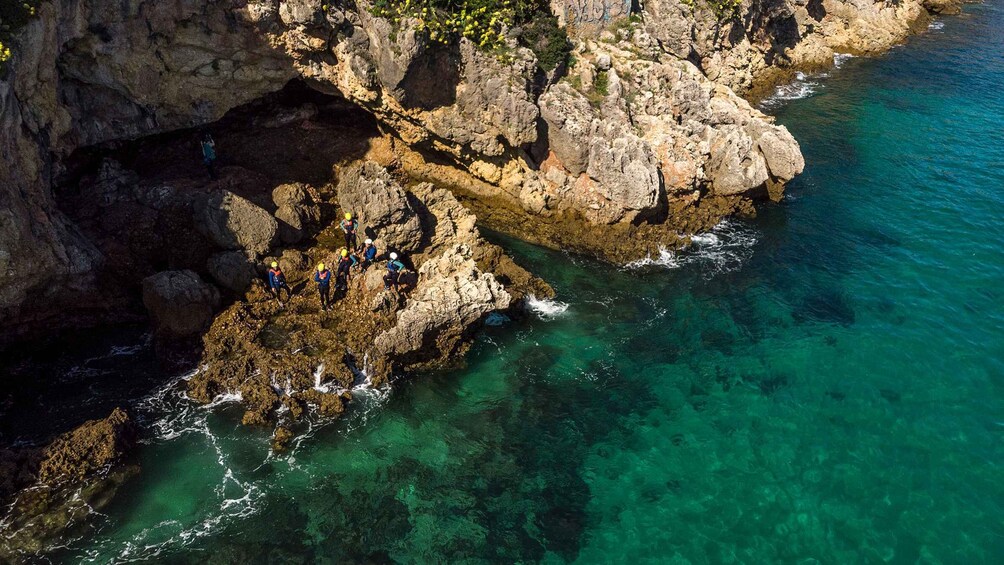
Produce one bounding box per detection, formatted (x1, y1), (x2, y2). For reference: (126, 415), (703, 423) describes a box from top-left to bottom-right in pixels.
(340, 213), (358, 250)
(384, 252), (406, 292)
(361, 239), (378, 271)
(201, 132), (218, 180)
(335, 248), (357, 292)
(314, 263), (332, 311)
(267, 261), (291, 304)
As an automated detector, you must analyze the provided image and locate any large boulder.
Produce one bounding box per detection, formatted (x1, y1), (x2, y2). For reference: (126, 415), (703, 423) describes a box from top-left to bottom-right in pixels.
(207, 251), (258, 294)
(337, 161), (422, 252)
(272, 182), (323, 244)
(141, 270), (221, 337)
(196, 190), (278, 257)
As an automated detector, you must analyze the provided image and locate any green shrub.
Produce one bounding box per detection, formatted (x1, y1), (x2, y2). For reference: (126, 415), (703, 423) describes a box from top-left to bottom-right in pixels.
(370, 0), (570, 72)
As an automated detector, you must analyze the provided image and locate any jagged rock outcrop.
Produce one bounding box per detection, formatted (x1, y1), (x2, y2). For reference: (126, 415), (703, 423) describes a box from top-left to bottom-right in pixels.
(337, 161), (423, 252)
(187, 161), (551, 429)
(0, 0), (957, 337)
(142, 270), (221, 337)
(273, 182), (323, 244)
(0, 408), (138, 561)
(372, 245), (510, 363)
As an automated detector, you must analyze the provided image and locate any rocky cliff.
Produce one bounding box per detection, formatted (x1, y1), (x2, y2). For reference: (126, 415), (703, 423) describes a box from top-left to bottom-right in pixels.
(0, 0), (958, 336)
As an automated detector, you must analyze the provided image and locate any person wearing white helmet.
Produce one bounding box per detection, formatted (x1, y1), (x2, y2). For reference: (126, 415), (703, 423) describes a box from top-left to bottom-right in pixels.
(361, 238), (378, 270)
(384, 252), (406, 292)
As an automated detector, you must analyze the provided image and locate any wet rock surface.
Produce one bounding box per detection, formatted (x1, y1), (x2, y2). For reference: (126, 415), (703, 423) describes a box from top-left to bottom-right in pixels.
(187, 162), (551, 432)
(0, 408), (138, 561)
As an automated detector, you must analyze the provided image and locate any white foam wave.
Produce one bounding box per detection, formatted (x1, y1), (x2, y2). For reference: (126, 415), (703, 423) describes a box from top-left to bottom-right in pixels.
(929, 20), (944, 30)
(526, 295), (570, 320)
(833, 52), (855, 68)
(625, 219), (759, 277)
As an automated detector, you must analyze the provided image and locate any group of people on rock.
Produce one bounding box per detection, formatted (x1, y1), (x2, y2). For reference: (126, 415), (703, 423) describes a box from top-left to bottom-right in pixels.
(266, 212), (409, 311)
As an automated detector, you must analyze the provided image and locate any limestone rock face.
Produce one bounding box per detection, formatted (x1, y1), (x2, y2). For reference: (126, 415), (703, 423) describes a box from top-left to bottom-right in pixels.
(197, 190), (279, 257)
(273, 183), (323, 244)
(0, 0), (951, 334)
(337, 161), (422, 252)
(373, 245), (511, 363)
(141, 270), (221, 337)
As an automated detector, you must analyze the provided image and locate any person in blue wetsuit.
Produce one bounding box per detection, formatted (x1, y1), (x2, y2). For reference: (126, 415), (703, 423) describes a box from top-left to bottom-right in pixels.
(201, 132), (218, 180)
(384, 252), (406, 292)
(335, 248), (357, 292)
(267, 261), (291, 304)
(340, 213), (358, 250)
(361, 239), (378, 271)
(314, 263), (332, 310)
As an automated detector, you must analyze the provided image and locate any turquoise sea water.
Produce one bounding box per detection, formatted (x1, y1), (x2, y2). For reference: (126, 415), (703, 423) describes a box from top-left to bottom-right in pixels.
(11, 2), (1004, 562)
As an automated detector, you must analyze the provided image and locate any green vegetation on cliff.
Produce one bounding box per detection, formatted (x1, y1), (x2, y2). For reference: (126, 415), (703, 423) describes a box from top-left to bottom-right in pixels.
(371, 0), (570, 71)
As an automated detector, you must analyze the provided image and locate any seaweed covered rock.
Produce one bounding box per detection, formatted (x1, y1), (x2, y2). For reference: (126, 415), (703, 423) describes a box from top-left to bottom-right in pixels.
(189, 162), (550, 430)
(0, 409), (138, 561)
(36, 408), (137, 484)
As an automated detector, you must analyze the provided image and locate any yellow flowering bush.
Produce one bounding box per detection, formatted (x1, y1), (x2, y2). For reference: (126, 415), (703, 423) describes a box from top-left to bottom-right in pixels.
(371, 0), (569, 71)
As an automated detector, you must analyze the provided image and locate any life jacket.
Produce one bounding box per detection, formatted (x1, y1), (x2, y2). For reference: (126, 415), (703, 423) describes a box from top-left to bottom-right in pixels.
(342, 219), (357, 233)
(316, 270), (331, 284)
(268, 268), (285, 286)
(364, 246), (377, 260)
(387, 260), (402, 273)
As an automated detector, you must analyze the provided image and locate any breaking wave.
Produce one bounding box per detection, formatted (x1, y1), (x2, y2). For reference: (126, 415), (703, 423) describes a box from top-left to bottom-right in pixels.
(833, 52), (856, 68)
(625, 219), (759, 276)
(526, 295), (570, 320)
(929, 20), (945, 30)
(760, 72), (819, 110)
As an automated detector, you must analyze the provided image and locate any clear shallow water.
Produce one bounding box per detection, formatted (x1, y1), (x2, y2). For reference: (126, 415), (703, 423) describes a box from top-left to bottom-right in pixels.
(15, 3), (1004, 562)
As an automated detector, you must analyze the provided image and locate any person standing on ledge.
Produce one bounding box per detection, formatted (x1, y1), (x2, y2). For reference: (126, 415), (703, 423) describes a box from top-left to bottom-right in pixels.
(201, 132), (218, 180)
(267, 261), (291, 305)
(314, 263), (332, 311)
(340, 213), (358, 250)
(384, 252), (406, 292)
(335, 248), (357, 293)
(360, 239), (378, 271)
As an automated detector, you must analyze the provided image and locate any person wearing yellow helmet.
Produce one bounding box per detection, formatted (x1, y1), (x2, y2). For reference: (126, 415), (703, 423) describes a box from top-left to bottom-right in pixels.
(267, 260), (291, 304)
(340, 212), (358, 250)
(335, 247), (358, 293)
(314, 262), (332, 311)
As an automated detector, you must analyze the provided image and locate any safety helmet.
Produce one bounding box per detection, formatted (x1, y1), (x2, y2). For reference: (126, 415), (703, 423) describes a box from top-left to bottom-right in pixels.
(341, 249), (349, 257)
(271, 261), (278, 268)
(365, 238), (373, 245)
(345, 213), (352, 220)
(389, 252), (398, 260)
(317, 263), (325, 271)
